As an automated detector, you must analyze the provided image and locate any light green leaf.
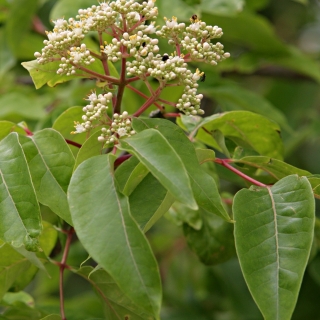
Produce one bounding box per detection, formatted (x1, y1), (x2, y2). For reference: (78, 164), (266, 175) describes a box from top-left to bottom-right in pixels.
(200, 0), (244, 15)
(0, 30), (15, 78)
(119, 128), (198, 210)
(0, 133), (42, 248)
(68, 155), (162, 318)
(183, 207), (236, 265)
(77, 266), (153, 320)
(74, 131), (104, 171)
(1, 291), (34, 308)
(234, 175), (315, 320)
(22, 59), (111, 89)
(132, 118), (231, 221)
(50, 0), (95, 20)
(40, 316), (62, 320)
(0, 121), (25, 141)
(209, 85), (292, 132)
(234, 156), (311, 182)
(0, 92), (46, 120)
(129, 173), (175, 232)
(115, 156), (149, 197)
(195, 111), (284, 160)
(19, 129), (75, 225)
(195, 148), (216, 164)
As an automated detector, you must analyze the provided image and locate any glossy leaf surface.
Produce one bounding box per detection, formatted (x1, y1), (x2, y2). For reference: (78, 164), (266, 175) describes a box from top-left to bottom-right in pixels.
(68, 155), (161, 318)
(234, 175), (315, 320)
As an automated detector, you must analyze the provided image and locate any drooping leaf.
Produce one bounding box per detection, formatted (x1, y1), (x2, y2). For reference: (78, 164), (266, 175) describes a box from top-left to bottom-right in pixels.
(115, 156), (149, 197)
(195, 111), (284, 160)
(77, 266), (153, 320)
(68, 154), (162, 318)
(233, 175), (315, 320)
(132, 118), (231, 221)
(0, 133), (42, 248)
(119, 128), (198, 210)
(129, 173), (175, 232)
(183, 208), (236, 265)
(19, 129), (75, 225)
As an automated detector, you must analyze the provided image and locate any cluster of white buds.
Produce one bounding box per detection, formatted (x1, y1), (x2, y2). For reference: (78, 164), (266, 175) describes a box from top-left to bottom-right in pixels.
(71, 91), (112, 134)
(35, 0), (230, 134)
(57, 44), (95, 75)
(98, 112), (136, 145)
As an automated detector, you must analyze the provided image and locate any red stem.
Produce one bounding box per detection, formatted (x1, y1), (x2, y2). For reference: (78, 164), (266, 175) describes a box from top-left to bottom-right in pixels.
(164, 113), (181, 118)
(126, 84), (163, 110)
(65, 139), (82, 148)
(59, 227), (74, 320)
(133, 86), (163, 117)
(214, 158), (268, 187)
(114, 154), (132, 168)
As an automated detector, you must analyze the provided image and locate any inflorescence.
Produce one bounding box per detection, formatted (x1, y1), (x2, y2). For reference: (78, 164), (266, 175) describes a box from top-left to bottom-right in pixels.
(34, 0), (229, 146)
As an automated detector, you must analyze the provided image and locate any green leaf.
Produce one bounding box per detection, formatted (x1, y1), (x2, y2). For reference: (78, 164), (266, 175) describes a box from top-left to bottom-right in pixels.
(233, 175), (315, 320)
(4, 0), (38, 57)
(1, 291), (34, 308)
(0, 133), (42, 247)
(74, 131), (104, 171)
(195, 111), (284, 160)
(0, 121), (25, 141)
(39, 316), (62, 320)
(0, 241), (32, 300)
(68, 155), (162, 318)
(306, 175), (320, 199)
(0, 92), (46, 120)
(209, 85), (292, 132)
(129, 173), (175, 232)
(77, 266), (153, 320)
(52, 106), (85, 155)
(119, 129), (198, 210)
(19, 129), (75, 225)
(132, 118), (231, 221)
(115, 156), (149, 197)
(234, 156), (311, 182)
(22, 59), (110, 89)
(0, 30), (15, 78)
(50, 0), (95, 20)
(200, 0), (244, 16)
(195, 148), (216, 164)
(183, 208), (236, 265)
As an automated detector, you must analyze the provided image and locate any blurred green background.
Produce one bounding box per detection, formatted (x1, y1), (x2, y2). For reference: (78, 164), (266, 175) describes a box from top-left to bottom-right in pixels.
(2, 0), (320, 319)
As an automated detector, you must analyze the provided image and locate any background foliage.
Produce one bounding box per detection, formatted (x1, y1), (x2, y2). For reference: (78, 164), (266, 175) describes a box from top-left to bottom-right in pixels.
(1, 0), (320, 319)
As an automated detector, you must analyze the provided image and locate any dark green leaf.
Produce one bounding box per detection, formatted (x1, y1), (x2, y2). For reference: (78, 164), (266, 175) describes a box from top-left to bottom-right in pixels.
(234, 175), (315, 320)
(129, 173), (175, 232)
(115, 156), (149, 197)
(68, 155), (161, 318)
(184, 208), (236, 265)
(77, 266), (153, 320)
(119, 128), (198, 210)
(0, 133), (42, 248)
(19, 129), (75, 225)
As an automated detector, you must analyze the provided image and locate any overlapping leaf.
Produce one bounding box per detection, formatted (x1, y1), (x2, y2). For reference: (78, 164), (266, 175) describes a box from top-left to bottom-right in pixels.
(0, 133), (41, 247)
(193, 111), (284, 159)
(19, 129), (74, 225)
(68, 154), (162, 318)
(234, 175), (315, 320)
(132, 118), (231, 221)
(119, 128), (198, 210)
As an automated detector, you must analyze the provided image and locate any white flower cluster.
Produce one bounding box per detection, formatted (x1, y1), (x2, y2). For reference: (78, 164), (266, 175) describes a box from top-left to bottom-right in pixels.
(127, 54), (204, 114)
(98, 112), (136, 145)
(72, 91), (112, 134)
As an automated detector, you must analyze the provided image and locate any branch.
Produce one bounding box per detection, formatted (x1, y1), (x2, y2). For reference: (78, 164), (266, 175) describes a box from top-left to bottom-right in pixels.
(215, 158), (268, 187)
(59, 227), (74, 320)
